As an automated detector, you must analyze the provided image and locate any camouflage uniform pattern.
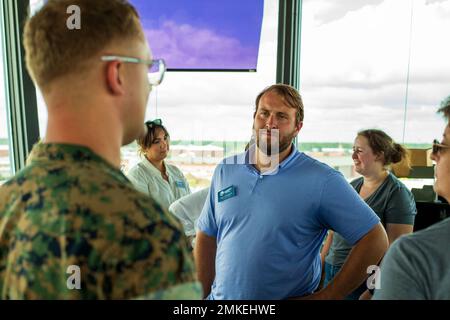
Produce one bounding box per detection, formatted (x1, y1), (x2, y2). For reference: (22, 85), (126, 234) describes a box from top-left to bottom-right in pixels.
(0, 143), (201, 299)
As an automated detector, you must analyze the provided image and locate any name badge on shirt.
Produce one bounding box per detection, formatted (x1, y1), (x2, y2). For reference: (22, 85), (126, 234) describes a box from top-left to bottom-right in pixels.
(175, 180), (186, 189)
(218, 186), (237, 202)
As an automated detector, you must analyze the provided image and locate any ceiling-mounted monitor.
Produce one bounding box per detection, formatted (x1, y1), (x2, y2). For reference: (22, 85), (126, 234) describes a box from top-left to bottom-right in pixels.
(130, 0), (264, 72)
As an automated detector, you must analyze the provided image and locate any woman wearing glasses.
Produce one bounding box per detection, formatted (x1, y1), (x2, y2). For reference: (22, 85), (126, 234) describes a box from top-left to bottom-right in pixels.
(320, 129), (417, 300)
(127, 120), (191, 211)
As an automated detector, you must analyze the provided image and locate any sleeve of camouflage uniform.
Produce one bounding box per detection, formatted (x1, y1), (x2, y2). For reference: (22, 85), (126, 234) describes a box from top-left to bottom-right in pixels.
(66, 194), (202, 300)
(0, 160), (201, 300)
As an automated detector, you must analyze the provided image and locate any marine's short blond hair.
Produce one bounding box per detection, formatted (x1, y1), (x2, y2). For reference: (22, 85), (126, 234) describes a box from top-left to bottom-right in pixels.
(24, 0), (145, 89)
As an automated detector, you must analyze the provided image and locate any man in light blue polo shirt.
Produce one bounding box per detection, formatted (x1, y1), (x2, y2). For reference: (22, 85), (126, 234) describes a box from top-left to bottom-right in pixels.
(195, 84), (389, 300)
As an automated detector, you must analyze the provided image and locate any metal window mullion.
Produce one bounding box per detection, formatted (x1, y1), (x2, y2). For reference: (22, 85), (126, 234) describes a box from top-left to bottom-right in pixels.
(1, 0), (39, 173)
(296, 0), (303, 88)
(276, 0), (302, 148)
(277, 0), (302, 90)
(276, 0), (287, 85)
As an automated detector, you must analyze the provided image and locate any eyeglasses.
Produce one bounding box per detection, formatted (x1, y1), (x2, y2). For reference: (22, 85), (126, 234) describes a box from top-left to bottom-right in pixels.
(145, 119), (162, 128)
(101, 55), (166, 86)
(432, 139), (450, 155)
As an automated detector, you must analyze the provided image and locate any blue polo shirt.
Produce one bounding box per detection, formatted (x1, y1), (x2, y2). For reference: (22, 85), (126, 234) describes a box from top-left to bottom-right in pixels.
(197, 145), (380, 300)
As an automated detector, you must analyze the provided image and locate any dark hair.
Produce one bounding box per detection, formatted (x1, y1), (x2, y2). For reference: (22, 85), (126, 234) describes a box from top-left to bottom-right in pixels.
(358, 129), (409, 167)
(254, 84), (304, 125)
(137, 122), (170, 156)
(437, 95), (450, 120)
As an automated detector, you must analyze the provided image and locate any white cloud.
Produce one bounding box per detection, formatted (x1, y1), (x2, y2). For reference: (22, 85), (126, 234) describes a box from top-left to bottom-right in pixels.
(425, 0), (449, 4)
(303, 0), (384, 24)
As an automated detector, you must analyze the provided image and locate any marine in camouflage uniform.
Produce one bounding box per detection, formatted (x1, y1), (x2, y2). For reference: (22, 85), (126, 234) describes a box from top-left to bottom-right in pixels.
(0, 142), (201, 299)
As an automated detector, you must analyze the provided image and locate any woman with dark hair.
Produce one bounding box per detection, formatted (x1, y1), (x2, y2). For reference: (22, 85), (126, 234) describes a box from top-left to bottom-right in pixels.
(127, 119), (191, 210)
(321, 129), (417, 299)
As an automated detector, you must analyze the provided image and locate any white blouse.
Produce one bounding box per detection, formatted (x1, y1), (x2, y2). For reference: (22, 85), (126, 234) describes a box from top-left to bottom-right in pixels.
(127, 159), (191, 211)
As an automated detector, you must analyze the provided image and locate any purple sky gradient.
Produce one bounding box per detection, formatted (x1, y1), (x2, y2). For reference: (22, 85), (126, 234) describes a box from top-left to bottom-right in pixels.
(145, 21), (259, 70)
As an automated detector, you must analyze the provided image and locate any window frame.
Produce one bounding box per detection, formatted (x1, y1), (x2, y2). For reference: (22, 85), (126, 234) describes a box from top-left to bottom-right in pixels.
(1, 0), (39, 174)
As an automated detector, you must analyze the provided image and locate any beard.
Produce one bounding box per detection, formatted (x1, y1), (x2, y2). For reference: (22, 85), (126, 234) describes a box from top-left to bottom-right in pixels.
(255, 128), (296, 156)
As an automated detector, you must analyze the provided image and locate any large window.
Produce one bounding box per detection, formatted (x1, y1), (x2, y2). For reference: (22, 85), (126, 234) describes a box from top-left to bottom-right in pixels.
(33, 1), (278, 192)
(299, 0), (450, 187)
(32, 1), (450, 192)
(121, 0), (279, 191)
(0, 29), (12, 184)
